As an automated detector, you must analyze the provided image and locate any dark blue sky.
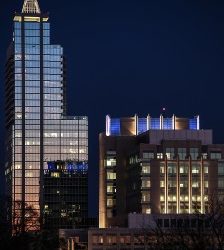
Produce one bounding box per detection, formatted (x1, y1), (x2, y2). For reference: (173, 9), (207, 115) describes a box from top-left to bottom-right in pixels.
(1, 0), (224, 216)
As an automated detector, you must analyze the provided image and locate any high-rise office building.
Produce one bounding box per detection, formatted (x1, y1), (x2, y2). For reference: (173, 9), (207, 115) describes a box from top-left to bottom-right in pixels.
(5, 0), (88, 232)
(99, 115), (224, 228)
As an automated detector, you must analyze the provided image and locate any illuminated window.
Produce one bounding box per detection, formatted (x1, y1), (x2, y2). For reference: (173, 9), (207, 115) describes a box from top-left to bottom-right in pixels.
(142, 179), (150, 188)
(157, 153), (163, 159)
(142, 165), (150, 174)
(192, 196), (201, 201)
(180, 181), (188, 188)
(142, 192), (150, 202)
(107, 172), (116, 180)
(146, 208), (151, 214)
(192, 181), (199, 188)
(204, 164), (208, 174)
(160, 164), (165, 174)
(166, 148), (174, 160)
(160, 181), (165, 187)
(192, 164), (200, 174)
(202, 153), (208, 159)
(15, 164), (21, 169)
(51, 172), (60, 178)
(168, 196), (176, 201)
(106, 157), (116, 166)
(197, 196), (201, 202)
(107, 198), (115, 207)
(160, 196), (165, 201)
(107, 184), (115, 193)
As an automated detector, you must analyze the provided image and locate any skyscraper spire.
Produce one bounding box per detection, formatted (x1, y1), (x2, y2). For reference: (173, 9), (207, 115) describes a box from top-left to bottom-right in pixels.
(22, 0), (41, 14)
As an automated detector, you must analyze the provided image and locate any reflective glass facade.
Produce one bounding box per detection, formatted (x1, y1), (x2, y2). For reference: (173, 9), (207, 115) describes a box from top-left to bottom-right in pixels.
(5, 8), (88, 232)
(43, 161), (88, 230)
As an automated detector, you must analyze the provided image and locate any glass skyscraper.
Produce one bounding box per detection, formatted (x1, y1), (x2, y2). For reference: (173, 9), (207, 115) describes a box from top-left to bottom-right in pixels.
(5, 0), (88, 232)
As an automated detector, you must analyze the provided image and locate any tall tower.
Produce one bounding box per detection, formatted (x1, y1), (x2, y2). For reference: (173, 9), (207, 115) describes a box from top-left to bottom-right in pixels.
(5, 0), (88, 233)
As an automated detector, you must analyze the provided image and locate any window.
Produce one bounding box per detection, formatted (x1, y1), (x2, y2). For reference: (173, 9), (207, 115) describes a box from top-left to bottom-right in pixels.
(168, 163), (176, 174)
(142, 192), (150, 202)
(204, 164), (209, 174)
(142, 165), (150, 174)
(218, 178), (224, 188)
(192, 164), (200, 174)
(157, 153), (163, 159)
(192, 181), (200, 188)
(160, 164), (165, 174)
(179, 164), (188, 174)
(168, 196), (176, 201)
(143, 152), (154, 159)
(192, 196), (201, 202)
(107, 199), (115, 207)
(218, 162), (224, 174)
(105, 157), (116, 167)
(166, 148), (175, 160)
(160, 195), (165, 201)
(202, 153), (208, 159)
(160, 181), (165, 187)
(107, 184), (115, 193)
(51, 172), (60, 178)
(142, 179), (150, 188)
(129, 155), (138, 164)
(180, 181), (188, 188)
(190, 148), (199, 160)
(178, 148), (186, 160)
(211, 152), (222, 160)
(107, 172), (116, 180)
(168, 180), (176, 187)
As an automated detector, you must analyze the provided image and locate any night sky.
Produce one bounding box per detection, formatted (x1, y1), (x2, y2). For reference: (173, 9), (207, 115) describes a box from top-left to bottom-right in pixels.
(1, 0), (224, 217)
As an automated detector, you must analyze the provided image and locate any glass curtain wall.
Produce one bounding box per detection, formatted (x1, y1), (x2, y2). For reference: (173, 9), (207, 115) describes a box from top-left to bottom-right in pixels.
(7, 14), (88, 232)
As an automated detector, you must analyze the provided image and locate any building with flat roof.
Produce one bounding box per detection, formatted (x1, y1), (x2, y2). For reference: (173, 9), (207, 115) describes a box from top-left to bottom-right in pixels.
(99, 115), (224, 228)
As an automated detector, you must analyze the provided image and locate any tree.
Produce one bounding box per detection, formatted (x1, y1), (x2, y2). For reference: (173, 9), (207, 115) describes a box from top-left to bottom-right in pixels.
(12, 200), (40, 235)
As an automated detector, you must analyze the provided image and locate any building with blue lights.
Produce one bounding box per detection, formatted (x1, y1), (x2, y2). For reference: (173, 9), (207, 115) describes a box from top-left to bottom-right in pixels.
(99, 115), (224, 228)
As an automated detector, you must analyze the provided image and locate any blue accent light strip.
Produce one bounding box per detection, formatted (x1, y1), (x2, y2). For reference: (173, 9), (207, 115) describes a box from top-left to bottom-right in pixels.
(138, 118), (147, 134)
(47, 161), (88, 172)
(189, 118), (198, 130)
(150, 118), (160, 129)
(163, 118), (173, 130)
(110, 118), (120, 136)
